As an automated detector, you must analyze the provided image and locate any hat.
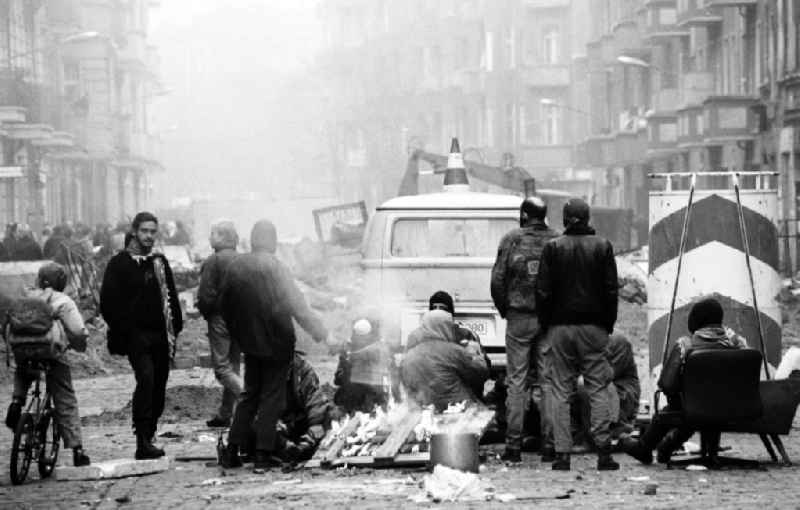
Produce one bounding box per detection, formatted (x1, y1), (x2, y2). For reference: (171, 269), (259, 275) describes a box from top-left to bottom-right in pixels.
(429, 290), (455, 315)
(687, 297), (724, 333)
(563, 198), (590, 225)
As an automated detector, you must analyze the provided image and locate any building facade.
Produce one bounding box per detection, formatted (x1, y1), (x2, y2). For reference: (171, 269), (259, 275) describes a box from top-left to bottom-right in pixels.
(317, 0), (590, 211)
(0, 0), (163, 234)
(575, 0), (800, 256)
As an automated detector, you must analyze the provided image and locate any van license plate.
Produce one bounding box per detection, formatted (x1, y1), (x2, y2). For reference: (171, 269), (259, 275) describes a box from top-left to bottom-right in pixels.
(459, 319), (493, 338)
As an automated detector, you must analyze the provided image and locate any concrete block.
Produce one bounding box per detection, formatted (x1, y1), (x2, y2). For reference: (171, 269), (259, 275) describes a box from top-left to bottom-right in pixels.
(55, 457), (171, 481)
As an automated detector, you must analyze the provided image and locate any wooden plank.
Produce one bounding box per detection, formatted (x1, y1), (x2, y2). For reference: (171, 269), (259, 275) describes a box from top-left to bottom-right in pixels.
(373, 409), (422, 465)
(322, 416), (362, 467)
(307, 415), (356, 467)
(330, 455), (375, 468)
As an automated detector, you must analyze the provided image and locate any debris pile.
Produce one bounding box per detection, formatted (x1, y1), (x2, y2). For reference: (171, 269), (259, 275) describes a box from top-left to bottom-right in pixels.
(616, 248), (648, 304)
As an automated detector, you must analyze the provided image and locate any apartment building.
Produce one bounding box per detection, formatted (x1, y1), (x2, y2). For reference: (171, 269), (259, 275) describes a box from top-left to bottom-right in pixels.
(316, 0), (589, 210)
(575, 0), (800, 250)
(0, 0), (163, 233)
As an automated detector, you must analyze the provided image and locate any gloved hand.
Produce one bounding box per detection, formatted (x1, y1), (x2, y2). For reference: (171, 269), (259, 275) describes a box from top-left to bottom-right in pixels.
(295, 433), (318, 461)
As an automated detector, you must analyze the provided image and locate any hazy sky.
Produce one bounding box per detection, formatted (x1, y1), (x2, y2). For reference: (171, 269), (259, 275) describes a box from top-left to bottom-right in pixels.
(149, 0), (325, 206)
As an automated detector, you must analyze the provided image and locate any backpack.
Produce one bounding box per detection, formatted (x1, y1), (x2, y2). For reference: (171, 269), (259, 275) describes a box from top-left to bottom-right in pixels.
(4, 295), (63, 363)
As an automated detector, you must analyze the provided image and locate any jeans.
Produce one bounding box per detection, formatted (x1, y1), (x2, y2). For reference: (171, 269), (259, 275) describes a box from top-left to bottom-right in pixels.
(505, 316), (551, 450)
(13, 360), (83, 448)
(548, 324), (613, 453)
(208, 315), (242, 420)
(127, 330), (170, 437)
(228, 356), (290, 452)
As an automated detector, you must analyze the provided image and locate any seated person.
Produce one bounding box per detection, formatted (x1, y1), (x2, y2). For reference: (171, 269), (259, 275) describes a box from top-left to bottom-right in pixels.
(4, 263), (91, 467)
(400, 310), (489, 411)
(333, 317), (390, 413)
(268, 352), (331, 463)
(572, 333), (641, 447)
(428, 290), (479, 344)
(622, 297), (747, 464)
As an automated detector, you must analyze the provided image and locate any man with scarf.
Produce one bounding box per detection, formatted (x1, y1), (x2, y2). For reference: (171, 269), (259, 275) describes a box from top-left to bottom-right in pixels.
(535, 198), (619, 471)
(197, 220), (241, 427)
(622, 298), (748, 465)
(100, 212), (183, 460)
(491, 197), (558, 463)
(218, 219), (330, 471)
(400, 310), (489, 411)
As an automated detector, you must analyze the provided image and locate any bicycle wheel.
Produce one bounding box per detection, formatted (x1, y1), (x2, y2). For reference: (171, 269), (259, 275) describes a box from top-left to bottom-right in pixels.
(37, 409), (60, 479)
(10, 413), (34, 485)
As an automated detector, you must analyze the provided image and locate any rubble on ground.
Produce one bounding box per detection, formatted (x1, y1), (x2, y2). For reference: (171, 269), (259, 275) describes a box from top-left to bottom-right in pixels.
(616, 248), (648, 304)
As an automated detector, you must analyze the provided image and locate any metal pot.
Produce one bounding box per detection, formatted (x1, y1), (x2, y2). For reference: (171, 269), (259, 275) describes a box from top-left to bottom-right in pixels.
(429, 433), (479, 473)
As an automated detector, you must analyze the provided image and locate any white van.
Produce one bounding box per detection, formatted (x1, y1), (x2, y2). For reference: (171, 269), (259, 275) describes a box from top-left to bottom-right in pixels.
(361, 188), (571, 372)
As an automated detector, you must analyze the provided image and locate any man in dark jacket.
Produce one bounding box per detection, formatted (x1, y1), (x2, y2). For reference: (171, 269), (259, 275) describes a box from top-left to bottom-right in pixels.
(535, 198), (619, 471)
(623, 298), (747, 465)
(401, 310), (489, 411)
(277, 352), (331, 462)
(219, 219), (329, 471)
(100, 212), (183, 460)
(491, 197), (558, 463)
(197, 220), (241, 427)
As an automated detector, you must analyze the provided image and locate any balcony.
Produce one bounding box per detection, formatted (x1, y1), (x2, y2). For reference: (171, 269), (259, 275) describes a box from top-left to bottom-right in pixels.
(701, 95), (758, 145)
(677, 0), (722, 27)
(612, 19), (645, 59)
(643, 2), (689, 40)
(614, 129), (647, 165)
(677, 104), (704, 148)
(646, 112), (678, 157)
(706, 0), (756, 6)
(520, 65), (570, 87)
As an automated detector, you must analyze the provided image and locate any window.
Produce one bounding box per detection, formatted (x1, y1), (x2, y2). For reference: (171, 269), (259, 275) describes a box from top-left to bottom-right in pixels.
(718, 107), (747, 130)
(504, 103), (516, 145)
(505, 27), (516, 69)
(541, 104), (561, 145)
(482, 31), (494, 71)
(390, 218), (518, 258)
(520, 104), (536, 144)
(543, 26), (560, 64)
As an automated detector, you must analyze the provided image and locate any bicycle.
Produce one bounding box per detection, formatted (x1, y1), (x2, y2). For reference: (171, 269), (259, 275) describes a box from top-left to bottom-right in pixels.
(9, 360), (61, 485)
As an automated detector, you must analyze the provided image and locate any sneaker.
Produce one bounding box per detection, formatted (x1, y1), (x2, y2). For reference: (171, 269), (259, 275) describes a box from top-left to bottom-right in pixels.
(540, 446), (556, 463)
(206, 416), (231, 428)
(5, 401), (22, 430)
(500, 448), (521, 463)
(551, 453), (571, 471)
(597, 454), (620, 471)
(73, 447), (91, 467)
(620, 437), (653, 465)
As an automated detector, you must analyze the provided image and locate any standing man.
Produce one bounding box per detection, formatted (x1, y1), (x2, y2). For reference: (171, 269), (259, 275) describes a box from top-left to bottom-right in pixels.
(100, 212), (183, 460)
(219, 219), (330, 471)
(491, 197), (558, 463)
(535, 198), (619, 471)
(197, 220), (242, 428)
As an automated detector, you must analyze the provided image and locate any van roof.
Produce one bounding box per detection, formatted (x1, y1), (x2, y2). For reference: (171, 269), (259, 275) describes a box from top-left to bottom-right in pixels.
(376, 189), (573, 211)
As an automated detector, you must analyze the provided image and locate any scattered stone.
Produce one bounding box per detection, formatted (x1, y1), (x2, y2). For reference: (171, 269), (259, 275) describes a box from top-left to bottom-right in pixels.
(115, 495), (131, 504)
(643, 483), (658, 495)
(55, 457), (170, 481)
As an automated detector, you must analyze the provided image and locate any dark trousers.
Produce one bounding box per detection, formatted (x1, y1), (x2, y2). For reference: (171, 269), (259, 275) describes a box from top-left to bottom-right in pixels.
(127, 330), (170, 437)
(228, 356), (290, 452)
(640, 401), (695, 451)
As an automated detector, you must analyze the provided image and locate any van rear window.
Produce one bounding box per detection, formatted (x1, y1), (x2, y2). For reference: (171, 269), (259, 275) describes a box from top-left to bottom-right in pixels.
(390, 218), (518, 257)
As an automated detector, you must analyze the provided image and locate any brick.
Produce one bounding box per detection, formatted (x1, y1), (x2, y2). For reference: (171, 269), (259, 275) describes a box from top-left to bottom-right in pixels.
(55, 457), (171, 481)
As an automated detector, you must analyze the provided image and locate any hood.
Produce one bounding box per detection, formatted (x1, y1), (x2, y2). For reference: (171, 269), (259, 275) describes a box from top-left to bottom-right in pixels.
(406, 309), (455, 349)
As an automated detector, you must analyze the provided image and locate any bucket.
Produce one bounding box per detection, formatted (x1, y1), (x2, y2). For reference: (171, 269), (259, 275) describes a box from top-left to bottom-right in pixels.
(429, 433), (479, 473)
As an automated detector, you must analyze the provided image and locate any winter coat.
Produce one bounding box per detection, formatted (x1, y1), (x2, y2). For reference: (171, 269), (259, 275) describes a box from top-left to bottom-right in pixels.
(658, 326), (748, 397)
(219, 251), (327, 360)
(281, 353), (331, 441)
(606, 334), (640, 424)
(534, 224), (618, 332)
(21, 288), (89, 361)
(196, 247), (237, 318)
(491, 219), (559, 319)
(401, 311), (488, 410)
(100, 251), (183, 354)
(11, 237), (44, 261)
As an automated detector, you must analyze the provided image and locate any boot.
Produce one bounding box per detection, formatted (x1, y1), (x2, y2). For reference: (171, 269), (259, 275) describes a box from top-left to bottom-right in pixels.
(620, 437), (652, 465)
(5, 401), (22, 430)
(540, 446), (556, 463)
(148, 436), (165, 457)
(500, 447), (521, 463)
(596, 445), (620, 471)
(551, 452), (570, 471)
(73, 447), (91, 467)
(136, 434), (165, 460)
(220, 443), (243, 468)
(656, 429), (684, 464)
(253, 450), (282, 471)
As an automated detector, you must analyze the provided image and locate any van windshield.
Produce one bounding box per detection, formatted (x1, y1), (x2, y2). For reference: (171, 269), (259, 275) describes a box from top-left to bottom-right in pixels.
(390, 218), (518, 257)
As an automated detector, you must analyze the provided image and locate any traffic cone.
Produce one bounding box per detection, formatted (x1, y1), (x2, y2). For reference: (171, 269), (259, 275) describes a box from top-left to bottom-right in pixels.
(444, 137), (469, 191)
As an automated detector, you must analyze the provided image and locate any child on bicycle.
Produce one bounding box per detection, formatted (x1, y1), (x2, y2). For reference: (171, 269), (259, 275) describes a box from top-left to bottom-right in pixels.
(4, 263), (91, 467)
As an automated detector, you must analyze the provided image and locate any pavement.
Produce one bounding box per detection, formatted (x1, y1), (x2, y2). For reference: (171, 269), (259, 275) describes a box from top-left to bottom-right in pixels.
(0, 359), (798, 509)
